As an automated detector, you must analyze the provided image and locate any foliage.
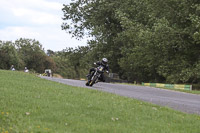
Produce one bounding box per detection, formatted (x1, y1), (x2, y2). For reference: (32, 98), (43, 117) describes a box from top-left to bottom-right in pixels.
(62, 0), (200, 84)
(0, 38), (56, 73)
(52, 46), (91, 79)
(0, 41), (22, 70)
(15, 38), (57, 73)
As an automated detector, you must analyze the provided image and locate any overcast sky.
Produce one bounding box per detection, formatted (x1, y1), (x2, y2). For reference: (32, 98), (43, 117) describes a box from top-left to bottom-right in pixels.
(0, 0), (88, 51)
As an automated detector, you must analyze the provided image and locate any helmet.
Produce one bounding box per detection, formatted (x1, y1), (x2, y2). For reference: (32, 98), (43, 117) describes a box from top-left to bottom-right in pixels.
(102, 58), (108, 65)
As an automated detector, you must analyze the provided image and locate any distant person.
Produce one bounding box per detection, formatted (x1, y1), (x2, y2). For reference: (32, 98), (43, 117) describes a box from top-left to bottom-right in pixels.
(46, 71), (49, 77)
(24, 67), (29, 73)
(10, 65), (15, 71)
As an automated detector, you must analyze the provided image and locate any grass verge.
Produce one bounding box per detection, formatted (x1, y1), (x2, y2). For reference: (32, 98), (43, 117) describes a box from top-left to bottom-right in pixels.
(0, 70), (200, 133)
(117, 83), (200, 94)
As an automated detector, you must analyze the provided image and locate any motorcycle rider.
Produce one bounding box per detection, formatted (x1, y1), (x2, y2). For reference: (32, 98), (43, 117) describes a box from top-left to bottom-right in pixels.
(87, 58), (109, 82)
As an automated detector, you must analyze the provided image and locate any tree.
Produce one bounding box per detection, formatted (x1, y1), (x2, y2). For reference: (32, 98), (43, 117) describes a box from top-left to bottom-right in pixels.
(0, 41), (22, 70)
(15, 38), (56, 73)
(62, 0), (200, 83)
(52, 46), (91, 79)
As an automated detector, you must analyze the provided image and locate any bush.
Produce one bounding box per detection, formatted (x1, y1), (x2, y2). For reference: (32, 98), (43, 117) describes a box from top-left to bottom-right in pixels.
(192, 84), (200, 90)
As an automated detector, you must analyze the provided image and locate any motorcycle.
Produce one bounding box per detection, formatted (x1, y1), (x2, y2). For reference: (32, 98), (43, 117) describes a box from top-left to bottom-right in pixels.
(86, 65), (105, 87)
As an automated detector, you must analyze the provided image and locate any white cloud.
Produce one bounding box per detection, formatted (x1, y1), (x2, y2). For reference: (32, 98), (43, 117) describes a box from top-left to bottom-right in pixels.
(0, 0), (88, 51)
(0, 26), (40, 40)
(0, 0), (62, 11)
(0, 26), (87, 51)
(12, 8), (62, 25)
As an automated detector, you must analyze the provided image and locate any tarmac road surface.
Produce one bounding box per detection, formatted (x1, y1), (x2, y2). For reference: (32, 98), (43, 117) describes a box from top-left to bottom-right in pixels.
(41, 76), (200, 115)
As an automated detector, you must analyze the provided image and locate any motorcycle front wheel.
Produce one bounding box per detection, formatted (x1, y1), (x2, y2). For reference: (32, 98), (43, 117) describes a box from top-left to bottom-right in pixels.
(89, 75), (98, 86)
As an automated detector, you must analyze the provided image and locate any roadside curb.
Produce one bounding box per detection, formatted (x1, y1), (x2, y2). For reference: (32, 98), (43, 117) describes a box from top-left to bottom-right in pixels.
(142, 83), (192, 91)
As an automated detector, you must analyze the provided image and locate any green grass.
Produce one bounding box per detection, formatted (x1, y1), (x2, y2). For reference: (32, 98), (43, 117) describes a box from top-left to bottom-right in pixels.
(0, 70), (200, 133)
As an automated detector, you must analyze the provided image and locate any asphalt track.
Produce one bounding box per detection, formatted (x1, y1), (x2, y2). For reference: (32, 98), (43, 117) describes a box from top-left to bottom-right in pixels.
(41, 76), (200, 115)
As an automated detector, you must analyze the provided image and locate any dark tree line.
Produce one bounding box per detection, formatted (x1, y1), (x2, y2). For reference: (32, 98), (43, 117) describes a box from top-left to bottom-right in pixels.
(0, 38), (56, 73)
(61, 0), (200, 84)
(0, 38), (91, 79)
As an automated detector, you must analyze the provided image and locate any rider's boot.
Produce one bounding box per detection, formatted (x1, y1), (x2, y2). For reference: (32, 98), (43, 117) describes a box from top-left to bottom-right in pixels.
(86, 74), (91, 86)
(86, 74), (91, 80)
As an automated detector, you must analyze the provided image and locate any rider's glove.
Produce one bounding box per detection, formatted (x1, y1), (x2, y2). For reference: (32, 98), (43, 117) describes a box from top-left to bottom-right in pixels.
(94, 62), (96, 65)
(106, 71), (109, 73)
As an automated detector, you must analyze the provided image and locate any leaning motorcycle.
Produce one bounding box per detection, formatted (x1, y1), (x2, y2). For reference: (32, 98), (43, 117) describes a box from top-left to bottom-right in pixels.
(86, 65), (105, 87)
